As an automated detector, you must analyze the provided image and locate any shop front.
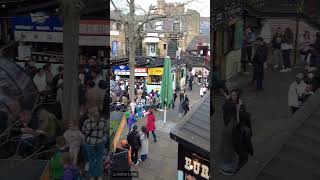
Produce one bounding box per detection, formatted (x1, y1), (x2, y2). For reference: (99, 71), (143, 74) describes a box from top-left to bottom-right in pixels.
(147, 67), (163, 93)
(177, 145), (210, 180)
(170, 94), (210, 180)
(11, 15), (109, 66)
(113, 66), (148, 82)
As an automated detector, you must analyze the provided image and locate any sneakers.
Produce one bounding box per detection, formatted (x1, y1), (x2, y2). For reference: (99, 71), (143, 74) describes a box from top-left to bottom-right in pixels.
(273, 65), (279, 69)
(134, 160), (140, 165)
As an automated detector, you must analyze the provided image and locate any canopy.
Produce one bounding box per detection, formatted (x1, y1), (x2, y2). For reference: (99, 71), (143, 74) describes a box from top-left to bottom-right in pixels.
(0, 57), (38, 111)
(160, 56), (174, 123)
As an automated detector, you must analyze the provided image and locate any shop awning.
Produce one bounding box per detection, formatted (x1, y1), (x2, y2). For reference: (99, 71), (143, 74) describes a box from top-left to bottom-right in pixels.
(143, 37), (159, 43)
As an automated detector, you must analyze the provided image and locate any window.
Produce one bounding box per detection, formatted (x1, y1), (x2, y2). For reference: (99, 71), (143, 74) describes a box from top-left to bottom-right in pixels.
(147, 76), (162, 85)
(116, 23), (121, 31)
(155, 21), (163, 31)
(163, 44), (167, 50)
(112, 23), (117, 30)
(224, 24), (236, 54)
(173, 20), (181, 31)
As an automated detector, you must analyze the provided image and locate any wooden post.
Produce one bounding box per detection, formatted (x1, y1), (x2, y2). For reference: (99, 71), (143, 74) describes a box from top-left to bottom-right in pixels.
(62, 0), (80, 126)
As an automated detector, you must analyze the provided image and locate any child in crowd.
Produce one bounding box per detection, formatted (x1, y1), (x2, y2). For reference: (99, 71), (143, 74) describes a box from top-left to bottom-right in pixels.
(50, 136), (66, 180)
(128, 111), (137, 131)
(62, 152), (80, 180)
(63, 121), (85, 165)
(125, 109), (131, 130)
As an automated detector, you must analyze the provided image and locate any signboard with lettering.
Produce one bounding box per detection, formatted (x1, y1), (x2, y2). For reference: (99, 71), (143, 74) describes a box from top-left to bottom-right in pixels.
(148, 68), (164, 76)
(178, 145), (210, 180)
(11, 16), (110, 35)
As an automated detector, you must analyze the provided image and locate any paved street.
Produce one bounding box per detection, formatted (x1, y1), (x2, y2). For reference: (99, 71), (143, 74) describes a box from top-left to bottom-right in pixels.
(119, 84), (206, 180)
(213, 66), (303, 180)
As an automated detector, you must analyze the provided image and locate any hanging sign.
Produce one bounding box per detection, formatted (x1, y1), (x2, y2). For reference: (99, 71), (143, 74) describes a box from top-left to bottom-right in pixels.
(148, 68), (163, 76)
(178, 145), (210, 180)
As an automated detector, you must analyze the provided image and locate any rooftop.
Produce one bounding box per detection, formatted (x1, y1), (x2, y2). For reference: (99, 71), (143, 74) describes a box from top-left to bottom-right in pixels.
(255, 89), (320, 180)
(170, 93), (210, 158)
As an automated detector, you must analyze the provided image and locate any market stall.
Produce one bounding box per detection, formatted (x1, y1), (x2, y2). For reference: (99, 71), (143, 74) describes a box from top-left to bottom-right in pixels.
(146, 67), (163, 93)
(170, 94), (210, 180)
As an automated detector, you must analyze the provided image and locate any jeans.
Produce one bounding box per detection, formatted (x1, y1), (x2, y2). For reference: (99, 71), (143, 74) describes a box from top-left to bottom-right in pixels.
(84, 143), (104, 177)
(131, 148), (139, 164)
(273, 49), (283, 68)
(282, 50), (291, 68)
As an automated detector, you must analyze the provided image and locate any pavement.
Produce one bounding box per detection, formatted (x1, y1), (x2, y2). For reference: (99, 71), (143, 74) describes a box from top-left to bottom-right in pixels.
(213, 65), (305, 180)
(118, 84), (207, 180)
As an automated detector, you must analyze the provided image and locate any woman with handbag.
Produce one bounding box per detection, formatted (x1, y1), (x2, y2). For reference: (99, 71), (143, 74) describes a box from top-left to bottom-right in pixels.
(81, 107), (107, 180)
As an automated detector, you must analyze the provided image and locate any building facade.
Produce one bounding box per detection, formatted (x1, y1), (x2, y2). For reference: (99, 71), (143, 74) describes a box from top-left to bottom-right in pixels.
(141, 0), (200, 59)
(110, 11), (127, 60)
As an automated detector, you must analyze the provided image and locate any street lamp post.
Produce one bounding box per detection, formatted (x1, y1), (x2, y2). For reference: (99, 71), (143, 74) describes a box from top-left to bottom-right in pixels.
(294, 0), (304, 67)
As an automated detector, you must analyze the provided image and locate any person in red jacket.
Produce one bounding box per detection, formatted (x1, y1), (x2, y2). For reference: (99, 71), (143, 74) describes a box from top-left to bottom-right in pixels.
(146, 109), (157, 142)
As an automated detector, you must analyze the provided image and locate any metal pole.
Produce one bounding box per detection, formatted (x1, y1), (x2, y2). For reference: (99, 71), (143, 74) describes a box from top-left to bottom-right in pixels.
(294, 13), (300, 67)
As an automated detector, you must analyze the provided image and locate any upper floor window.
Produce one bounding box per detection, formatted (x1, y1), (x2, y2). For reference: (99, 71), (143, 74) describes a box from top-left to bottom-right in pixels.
(116, 23), (121, 31)
(112, 23), (117, 30)
(155, 21), (163, 31)
(173, 20), (181, 31)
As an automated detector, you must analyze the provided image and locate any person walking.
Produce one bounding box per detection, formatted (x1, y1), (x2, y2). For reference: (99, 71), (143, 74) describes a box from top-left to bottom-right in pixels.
(139, 126), (149, 161)
(272, 27), (284, 70)
(218, 100), (238, 176)
(288, 73), (306, 114)
(146, 109), (157, 142)
(63, 121), (84, 165)
(253, 37), (268, 91)
(33, 68), (47, 93)
(281, 27), (294, 72)
(189, 75), (193, 90)
(81, 107), (107, 180)
(127, 125), (141, 165)
(182, 90), (189, 116)
(299, 31), (312, 66)
(233, 105), (254, 172)
(200, 85), (207, 98)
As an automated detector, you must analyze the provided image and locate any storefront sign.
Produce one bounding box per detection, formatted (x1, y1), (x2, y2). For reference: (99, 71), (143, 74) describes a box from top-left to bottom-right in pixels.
(135, 68), (147, 73)
(148, 68), (163, 76)
(178, 145), (210, 180)
(135, 68), (148, 76)
(113, 66), (148, 76)
(11, 15), (110, 35)
(14, 31), (108, 46)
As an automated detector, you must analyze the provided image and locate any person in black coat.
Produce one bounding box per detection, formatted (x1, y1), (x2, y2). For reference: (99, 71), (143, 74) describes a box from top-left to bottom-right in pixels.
(253, 37), (268, 91)
(233, 105), (254, 172)
(127, 125), (141, 165)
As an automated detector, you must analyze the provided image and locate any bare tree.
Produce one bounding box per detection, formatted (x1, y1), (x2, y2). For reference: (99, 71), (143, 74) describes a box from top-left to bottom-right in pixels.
(61, 0), (81, 126)
(110, 0), (195, 100)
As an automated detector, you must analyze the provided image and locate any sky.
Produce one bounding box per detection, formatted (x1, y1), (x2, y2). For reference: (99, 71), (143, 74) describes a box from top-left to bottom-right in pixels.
(111, 0), (210, 17)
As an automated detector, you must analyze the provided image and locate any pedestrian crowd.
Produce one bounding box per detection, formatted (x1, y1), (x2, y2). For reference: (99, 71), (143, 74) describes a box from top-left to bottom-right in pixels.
(7, 57), (112, 180)
(113, 69), (209, 169)
(214, 27), (320, 177)
(288, 66), (320, 114)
